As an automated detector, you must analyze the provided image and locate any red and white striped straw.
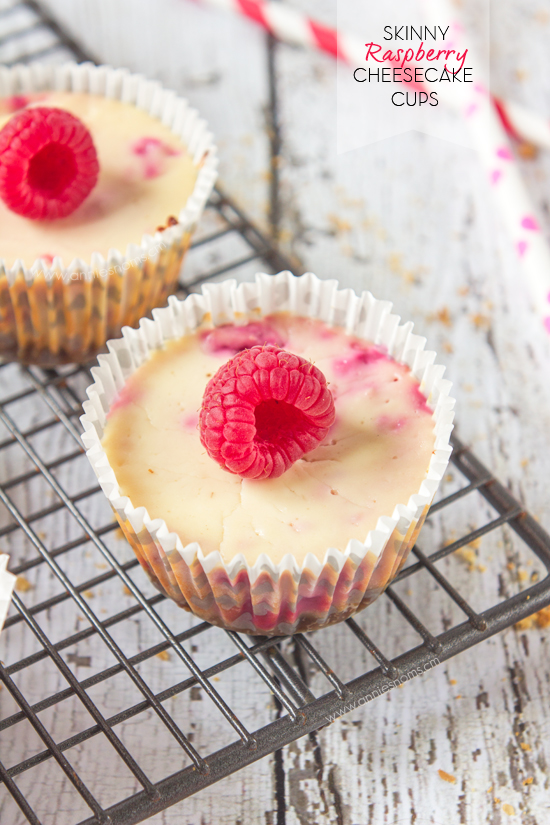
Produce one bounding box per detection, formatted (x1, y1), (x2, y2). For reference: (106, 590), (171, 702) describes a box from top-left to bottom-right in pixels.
(192, 0), (550, 334)
(191, 0), (550, 150)
(421, 0), (550, 334)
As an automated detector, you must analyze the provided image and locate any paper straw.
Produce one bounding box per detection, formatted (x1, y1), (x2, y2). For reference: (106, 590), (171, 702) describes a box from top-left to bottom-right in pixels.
(495, 98), (550, 151)
(0, 554), (16, 638)
(191, 0), (550, 334)
(190, 0), (550, 151)
(420, 0), (550, 334)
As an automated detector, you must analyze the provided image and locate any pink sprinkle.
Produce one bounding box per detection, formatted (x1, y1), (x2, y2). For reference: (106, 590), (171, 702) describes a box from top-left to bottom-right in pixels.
(465, 103), (478, 117)
(517, 240), (528, 258)
(39, 253), (55, 265)
(496, 147), (512, 160)
(521, 215), (539, 231)
(474, 83), (487, 95)
(547, 291), (550, 302)
(544, 317), (550, 334)
(109, 382), (141, 415)
(490, 169), (502, 185)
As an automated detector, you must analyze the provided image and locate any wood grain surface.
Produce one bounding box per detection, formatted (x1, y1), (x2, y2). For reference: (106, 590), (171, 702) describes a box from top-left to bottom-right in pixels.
(1, 0), (550, 823)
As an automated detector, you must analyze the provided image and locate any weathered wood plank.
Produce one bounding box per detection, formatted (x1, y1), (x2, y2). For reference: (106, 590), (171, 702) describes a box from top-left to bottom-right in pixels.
(1, 0), (549, 822)
(270, 0), (550, 822)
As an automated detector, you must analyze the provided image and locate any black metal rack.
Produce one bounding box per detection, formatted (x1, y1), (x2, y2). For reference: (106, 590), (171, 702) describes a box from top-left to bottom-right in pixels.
(1, 2), (550, 824)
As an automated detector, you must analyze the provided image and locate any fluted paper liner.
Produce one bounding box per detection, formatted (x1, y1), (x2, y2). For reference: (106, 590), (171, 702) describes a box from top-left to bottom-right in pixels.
(81, 272), (455, 635)
(0, 554), (16, 639)
(0, 62), (218, 365)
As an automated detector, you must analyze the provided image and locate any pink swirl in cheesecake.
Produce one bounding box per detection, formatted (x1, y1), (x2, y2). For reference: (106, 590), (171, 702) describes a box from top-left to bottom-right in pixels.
(109, 381), (141, 415)
(332, 342), (387, 377)
(181, 412), (199, 430)
(0, 92), (197, 267)
(7, 95), (29, 112)
(200, 321), (285, 357)
(132, 136), (181, 179)
(410, 383), (432, 415)
(102, 313), (436, 566)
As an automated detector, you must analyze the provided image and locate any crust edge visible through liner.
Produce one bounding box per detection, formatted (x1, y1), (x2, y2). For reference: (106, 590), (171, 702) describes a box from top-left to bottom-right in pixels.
(81, 271), (455, 635)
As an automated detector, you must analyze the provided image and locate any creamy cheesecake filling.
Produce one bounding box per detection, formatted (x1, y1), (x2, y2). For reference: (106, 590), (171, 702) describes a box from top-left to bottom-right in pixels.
(0, 93), (197, 267)
(102, 315), (436, 566)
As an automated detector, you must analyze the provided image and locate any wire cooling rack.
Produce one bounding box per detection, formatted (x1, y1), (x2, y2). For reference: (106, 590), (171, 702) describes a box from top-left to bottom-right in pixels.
(1, 2), (550, 824)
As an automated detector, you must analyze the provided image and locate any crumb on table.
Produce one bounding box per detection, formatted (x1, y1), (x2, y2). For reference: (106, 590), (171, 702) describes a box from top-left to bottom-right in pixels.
(515, 606), (550, 631)
(438, 769), (456, 784)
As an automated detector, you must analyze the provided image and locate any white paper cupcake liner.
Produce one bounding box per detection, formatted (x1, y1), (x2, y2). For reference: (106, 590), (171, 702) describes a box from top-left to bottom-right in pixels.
(0, 62), (218, 365)
(81, 271), (455, 635)
(0, 554), (16, 640)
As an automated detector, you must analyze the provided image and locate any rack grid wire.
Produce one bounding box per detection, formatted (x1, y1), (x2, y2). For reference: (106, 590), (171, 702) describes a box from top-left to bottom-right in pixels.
(0, 2), (550, 824)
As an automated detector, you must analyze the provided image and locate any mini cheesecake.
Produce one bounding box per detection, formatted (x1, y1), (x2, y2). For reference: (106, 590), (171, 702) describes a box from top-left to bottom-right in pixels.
(82, 272), (454, 635)
(0, 64), (217, 364)
(102, 314), (436, 566)
(0, 92), (197, 268)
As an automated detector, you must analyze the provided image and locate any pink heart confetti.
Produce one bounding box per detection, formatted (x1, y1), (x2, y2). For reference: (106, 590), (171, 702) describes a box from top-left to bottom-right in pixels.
(517, 240), (528, 257)
(496, 147), (512, 160)
(490, 169), (502, 185)
(521, 215), (539, 231)
(544, 317), (550, 334)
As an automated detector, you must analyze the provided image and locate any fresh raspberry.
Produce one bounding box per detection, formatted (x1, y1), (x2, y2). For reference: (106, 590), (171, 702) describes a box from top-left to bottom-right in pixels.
(0, 107), (99, 220)
(200, 345), (335, 480)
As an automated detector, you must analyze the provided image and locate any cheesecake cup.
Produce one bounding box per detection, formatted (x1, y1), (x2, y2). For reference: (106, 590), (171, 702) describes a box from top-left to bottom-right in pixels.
(0, 62), (217, 365)
(81, 271), (455, 635)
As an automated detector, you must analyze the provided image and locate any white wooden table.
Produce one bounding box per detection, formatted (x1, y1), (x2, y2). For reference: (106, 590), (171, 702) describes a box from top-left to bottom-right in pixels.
(1, 0), (550, 822)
